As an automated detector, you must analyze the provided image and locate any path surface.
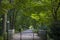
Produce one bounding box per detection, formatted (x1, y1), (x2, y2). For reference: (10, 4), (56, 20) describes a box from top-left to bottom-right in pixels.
(13, 29), (40, 40)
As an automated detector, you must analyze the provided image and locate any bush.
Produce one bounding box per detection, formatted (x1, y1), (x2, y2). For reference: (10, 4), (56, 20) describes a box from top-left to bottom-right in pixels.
(49, 20), (60, 40)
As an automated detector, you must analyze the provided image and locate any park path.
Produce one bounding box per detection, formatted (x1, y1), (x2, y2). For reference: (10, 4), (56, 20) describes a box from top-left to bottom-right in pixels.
(13, 29), (41, 40)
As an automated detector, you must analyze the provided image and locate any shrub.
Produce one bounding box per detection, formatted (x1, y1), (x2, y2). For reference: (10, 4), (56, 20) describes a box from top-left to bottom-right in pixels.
(49, 20), (60, 40)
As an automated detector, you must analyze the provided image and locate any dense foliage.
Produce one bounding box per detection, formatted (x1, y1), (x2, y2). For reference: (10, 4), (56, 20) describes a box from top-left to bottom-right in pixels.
(0, 0), (60, 40)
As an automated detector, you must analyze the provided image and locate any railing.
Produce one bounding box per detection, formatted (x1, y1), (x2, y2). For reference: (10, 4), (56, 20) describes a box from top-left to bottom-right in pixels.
(19, 32), (35, 40)
(6, 30), (47, 40)
(19, 30), (47, 40)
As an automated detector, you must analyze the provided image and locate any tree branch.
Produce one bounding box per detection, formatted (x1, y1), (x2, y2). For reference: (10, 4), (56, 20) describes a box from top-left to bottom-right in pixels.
(54, 2), (60, 14)
(53, 2), (60, 21)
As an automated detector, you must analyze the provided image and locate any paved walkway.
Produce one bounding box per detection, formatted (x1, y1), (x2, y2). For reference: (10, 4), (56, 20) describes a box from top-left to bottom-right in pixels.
(13, 29), (41, 40)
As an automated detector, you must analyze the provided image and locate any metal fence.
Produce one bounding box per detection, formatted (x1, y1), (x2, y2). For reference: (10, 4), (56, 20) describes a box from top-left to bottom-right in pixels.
(19, 32), (35, 40)
(6, 30), (47, 40)
(19, 30), (47, 40)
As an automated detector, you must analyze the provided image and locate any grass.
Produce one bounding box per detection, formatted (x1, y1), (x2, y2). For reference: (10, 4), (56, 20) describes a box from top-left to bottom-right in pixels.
(0, 36), (3, 40)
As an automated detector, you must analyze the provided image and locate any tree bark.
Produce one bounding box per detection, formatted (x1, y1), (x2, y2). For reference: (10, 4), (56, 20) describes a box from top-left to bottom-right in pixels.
(3, 13), (7, 40)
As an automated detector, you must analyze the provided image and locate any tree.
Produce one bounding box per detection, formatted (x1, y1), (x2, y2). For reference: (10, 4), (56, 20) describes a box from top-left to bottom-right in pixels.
(49, 0), (60, 40)
(13, 0), (51, 30)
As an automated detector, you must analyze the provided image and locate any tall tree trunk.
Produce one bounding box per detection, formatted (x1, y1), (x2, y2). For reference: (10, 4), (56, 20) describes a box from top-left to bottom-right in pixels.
(9, 9), (15, 29)
(9, 0), (15, 29)
(4, 13), (7, 34)
(3, 13), (7, 40)
(0, 0), (7, 40)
